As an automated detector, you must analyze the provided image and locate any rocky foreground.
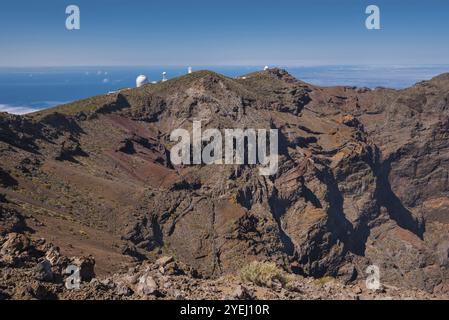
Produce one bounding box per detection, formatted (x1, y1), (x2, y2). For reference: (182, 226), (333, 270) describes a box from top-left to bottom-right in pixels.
(1, 227), (445, 300)
(1, 68), (449, 299)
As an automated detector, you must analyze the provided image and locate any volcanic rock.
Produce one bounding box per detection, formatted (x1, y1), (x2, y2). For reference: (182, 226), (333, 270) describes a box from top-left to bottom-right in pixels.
(1, 69), (449, 298)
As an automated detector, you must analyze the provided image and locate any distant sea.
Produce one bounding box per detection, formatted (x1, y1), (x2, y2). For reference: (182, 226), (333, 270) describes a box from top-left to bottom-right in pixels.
(1, 65), (448, 115)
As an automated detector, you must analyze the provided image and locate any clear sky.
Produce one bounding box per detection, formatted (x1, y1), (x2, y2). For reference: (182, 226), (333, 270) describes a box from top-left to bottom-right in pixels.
(1, 0), (448, 67)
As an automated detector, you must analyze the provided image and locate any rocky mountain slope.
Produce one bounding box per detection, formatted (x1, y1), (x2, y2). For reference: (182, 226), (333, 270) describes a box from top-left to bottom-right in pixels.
(1, 69), (448, 299)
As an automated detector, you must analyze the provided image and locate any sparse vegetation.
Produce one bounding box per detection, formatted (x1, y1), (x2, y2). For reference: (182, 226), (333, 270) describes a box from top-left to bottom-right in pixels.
(238, 261), (292, 288)
(79, 230), (89, 238)
(314, 276), (335, 286)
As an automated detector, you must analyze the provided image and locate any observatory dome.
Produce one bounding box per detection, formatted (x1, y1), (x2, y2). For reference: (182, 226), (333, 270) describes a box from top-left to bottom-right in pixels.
(136, 75), (149, 88)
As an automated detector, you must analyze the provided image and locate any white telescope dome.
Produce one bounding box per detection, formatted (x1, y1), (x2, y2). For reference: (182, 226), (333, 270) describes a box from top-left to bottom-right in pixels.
(136, 75), (149, 87)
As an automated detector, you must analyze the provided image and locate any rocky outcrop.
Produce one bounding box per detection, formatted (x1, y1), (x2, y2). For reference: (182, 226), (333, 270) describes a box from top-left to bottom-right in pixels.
(1, 232), (445, 300)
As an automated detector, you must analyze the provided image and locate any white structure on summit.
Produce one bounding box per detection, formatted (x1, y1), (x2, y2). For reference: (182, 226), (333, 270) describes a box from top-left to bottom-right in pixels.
(188, 66), (193, 74)
(162, 72), (168, 82)
(264, 66), (269, 71)
(136, 75), (149, 88)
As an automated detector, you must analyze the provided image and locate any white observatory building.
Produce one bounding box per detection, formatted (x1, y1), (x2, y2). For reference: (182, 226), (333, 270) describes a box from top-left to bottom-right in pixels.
(136, 75), (149, 88)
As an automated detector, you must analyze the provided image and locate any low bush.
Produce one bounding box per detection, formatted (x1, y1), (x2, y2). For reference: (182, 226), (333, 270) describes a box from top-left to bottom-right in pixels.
(238, 261), (291, 288)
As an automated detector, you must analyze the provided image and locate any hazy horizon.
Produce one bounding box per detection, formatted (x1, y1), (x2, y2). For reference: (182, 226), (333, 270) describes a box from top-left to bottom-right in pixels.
(2, 0), (449, 114)
(2, 63), (449, 68)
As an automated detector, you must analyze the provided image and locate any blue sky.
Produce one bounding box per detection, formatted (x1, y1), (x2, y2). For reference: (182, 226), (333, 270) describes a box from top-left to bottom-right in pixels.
(1, 0), (448, 67)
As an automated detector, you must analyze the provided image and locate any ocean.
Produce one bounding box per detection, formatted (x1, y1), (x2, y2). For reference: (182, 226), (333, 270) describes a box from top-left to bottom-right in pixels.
(1, 65), (448, 115)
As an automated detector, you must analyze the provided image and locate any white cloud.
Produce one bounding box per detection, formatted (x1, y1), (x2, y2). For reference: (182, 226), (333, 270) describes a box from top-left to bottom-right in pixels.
(0, 104), (39, 115)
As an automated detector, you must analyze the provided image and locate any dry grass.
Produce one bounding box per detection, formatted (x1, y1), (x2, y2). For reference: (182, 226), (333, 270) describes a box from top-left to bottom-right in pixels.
(238, 261), (292, 288)
(314, 276), (335, 286)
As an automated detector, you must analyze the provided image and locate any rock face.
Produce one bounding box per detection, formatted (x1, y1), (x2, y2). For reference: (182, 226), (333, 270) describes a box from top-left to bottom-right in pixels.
(0, 69), (449, 298)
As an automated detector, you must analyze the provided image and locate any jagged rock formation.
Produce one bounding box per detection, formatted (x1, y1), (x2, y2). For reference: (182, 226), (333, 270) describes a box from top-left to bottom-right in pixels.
(1, 69), (448, 298)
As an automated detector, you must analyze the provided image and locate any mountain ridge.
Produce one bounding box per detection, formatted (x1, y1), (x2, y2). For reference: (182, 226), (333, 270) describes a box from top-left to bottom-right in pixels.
(1, 68), (449, 298)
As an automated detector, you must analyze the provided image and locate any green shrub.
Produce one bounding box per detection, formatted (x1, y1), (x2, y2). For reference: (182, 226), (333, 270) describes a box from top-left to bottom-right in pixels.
(238, 261), (291, 288)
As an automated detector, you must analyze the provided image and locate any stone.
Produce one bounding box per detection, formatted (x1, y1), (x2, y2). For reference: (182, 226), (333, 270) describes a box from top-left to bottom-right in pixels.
(45, 246), (62, 266)
(71, 256), (95, 282)
(156, 256), (174, 267)
(173, 289), (185, 300)
(270, 279), (283, 291)
(352, 285), (363, 294)
(100, 278), (114, 288)
(120, 244), (145, 260)
(337, 264), (358, 284)
(0, 233), (30, 255)
(0, 254), (19, 266)
(14, 284), (34, 300)
(136, 274), (158, 296)
(31, 282), (51, 300)
(286, 281), (304, 293)
(116, 283), (133, 296)
(0, 288), (10, 300)
(232, 285), (254, 300)
(123, 274), (139, 285)
(33, 260), (53, 282)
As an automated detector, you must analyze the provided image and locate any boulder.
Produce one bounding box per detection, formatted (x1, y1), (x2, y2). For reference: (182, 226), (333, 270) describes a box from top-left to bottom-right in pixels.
(0, 288), (10, 300)
(0, 233), (30, 256)
(136, 274), (158, 296)
(70, 256), (95, 282)
(45, 246), (62, 266)
(156, 256), (174, 267)
(337, 264), (358, 284)
(33, 260), (54, 282)
(115, 282), (133, 296)
(159, 261), (184, 276)
(232, 285), (255, 300)
(30, 282), (52, 300)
